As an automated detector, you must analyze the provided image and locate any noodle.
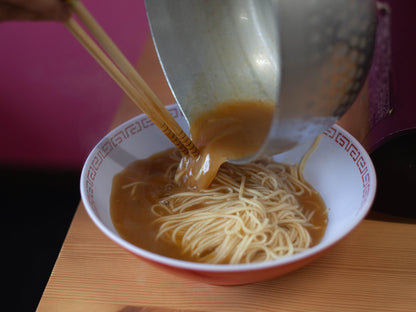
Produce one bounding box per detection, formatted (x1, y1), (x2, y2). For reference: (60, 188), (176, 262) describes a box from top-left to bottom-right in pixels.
(150, 139), (325, 264)
(110, 99), (328, 265)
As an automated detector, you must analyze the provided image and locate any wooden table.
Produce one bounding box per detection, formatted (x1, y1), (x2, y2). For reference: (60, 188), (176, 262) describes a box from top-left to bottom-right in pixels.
(37, 39), (416, 312)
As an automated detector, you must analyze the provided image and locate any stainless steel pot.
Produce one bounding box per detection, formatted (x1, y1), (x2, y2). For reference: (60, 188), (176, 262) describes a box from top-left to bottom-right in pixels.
(145, 0), (377, 162)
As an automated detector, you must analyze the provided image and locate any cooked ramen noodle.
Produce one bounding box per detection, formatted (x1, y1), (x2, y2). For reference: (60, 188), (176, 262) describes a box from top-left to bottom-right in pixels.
(110, 145), (327, 264)
(110, 100), (328, 264)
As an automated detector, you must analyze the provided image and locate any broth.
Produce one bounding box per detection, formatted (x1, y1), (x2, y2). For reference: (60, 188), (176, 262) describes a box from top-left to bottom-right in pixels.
(177, 99), (274, 189)
(110, 100), (328, 263)
(110, 148), (328, 263)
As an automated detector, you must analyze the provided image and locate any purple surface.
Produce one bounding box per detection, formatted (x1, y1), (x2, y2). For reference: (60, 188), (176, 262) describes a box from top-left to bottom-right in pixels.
(368, 0), (416, 151)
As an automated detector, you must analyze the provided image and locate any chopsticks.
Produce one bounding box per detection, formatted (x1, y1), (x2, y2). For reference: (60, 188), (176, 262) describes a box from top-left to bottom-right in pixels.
(65, 0), (199, 158)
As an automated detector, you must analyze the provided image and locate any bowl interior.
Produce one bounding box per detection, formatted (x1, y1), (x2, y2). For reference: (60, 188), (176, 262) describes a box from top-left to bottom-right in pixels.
(81, 104), (376, 270)
(275, 126), (374, 243)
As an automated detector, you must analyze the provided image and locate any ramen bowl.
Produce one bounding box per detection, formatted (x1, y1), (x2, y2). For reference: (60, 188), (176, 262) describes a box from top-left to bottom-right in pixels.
(80, 104), (376, 286)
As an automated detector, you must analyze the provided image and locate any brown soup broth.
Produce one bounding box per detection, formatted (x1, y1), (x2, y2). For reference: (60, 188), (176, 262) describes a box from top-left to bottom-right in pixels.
(110, 148), (328, 263)
(179, 99), (275, 189)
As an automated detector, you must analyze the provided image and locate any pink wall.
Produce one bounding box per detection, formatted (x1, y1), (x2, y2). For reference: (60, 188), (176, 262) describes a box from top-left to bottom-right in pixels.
(0, 0), (149, 169)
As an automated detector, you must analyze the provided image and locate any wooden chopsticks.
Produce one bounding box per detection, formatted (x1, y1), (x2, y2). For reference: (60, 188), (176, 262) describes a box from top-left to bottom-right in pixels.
(65, 0), (199, 157)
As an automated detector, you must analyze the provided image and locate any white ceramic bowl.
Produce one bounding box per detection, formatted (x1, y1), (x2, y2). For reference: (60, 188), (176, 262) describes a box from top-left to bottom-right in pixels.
(80, 104), (376, 285)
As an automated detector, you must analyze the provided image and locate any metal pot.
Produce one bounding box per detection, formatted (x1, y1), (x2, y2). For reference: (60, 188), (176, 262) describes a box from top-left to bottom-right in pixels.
(145, 0), (377, 161)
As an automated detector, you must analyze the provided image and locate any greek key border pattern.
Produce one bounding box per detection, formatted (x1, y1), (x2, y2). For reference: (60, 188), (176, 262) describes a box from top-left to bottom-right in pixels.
(85, 107), (183, 211)
(323, 126), (371, 206)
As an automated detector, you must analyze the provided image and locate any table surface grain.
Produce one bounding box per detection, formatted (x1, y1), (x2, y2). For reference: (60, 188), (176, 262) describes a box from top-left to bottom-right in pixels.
(36, 38), (416, 312)
(36, 205), (416, 312)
